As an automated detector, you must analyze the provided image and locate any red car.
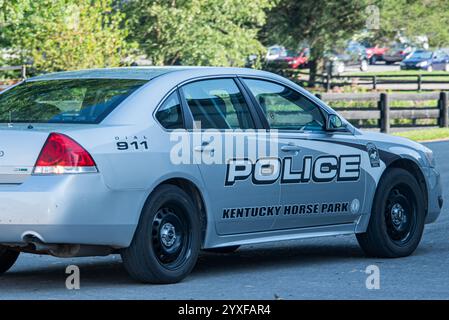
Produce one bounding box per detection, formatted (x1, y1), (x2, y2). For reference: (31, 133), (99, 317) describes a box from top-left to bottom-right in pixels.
(266, 48), (309, 69)
(365, 45), (388, 64)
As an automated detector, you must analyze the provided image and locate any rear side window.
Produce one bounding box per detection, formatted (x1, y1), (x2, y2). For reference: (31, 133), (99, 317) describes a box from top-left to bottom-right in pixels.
(243, 79), (325, 131)
(0, 79), (147, 124)
(155, 92), (184, 129)
(181, 79), (255, 129)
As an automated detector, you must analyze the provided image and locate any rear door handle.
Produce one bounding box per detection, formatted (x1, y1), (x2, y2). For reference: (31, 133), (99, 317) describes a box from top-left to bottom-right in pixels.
(281, 144), (301, 152)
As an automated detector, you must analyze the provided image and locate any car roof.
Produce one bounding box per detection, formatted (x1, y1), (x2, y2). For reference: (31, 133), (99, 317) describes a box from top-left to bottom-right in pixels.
(27, 66), (274, 82)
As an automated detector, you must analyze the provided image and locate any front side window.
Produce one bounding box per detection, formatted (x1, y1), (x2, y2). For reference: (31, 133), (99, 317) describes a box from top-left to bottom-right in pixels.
(182, 79), (255, 130)
(0, 79), (147, 124)
(243, 79), (325, 131)
(155, 91), (184, 129)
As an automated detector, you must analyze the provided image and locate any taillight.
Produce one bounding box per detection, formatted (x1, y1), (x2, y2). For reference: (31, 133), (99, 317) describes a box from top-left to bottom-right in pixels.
(33, 133), (98, 175)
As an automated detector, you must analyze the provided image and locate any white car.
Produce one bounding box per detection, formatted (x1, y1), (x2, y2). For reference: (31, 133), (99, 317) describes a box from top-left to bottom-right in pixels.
(0, 67), (442, 283)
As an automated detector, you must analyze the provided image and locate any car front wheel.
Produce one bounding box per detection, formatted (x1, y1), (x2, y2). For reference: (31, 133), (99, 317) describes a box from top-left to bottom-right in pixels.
(0, 246), (19, 275)
(356, 168), (425, 258)
(121, 184), (201, 284)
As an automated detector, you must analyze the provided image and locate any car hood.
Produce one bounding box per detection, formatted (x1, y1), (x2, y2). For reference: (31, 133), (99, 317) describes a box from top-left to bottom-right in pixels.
(358, 131), (429, 153)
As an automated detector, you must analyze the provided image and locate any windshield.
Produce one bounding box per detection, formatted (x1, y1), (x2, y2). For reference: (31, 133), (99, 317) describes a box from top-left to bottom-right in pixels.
(281, 50), (298, 57)
(409, 51), (433, 60)
(0, 79), (147, 124)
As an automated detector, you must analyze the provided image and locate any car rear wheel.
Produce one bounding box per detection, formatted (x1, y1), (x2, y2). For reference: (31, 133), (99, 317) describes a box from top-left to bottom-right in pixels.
(0, 246), (19, 275)
(356, 168), (425, 258)
(121, 184), (201, 284)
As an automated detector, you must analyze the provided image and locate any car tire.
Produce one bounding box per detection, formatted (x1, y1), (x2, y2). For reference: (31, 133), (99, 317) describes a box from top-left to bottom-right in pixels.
(121, 184), (201, 284)
(0, 246), (19, 275)
(356, 168), (425, 258)
(203, 245), (240, 254)
(360, 60), (369, 72)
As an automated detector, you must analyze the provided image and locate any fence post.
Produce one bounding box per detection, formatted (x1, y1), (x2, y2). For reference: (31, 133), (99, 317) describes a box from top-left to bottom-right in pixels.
(20, 65), (27, 80)
(439, 91), (448, 128)
(326, 73), (331, 92)
(380, 93), (390, 133)
(417, 75), (422, 92)
(373, 76), (377, 90)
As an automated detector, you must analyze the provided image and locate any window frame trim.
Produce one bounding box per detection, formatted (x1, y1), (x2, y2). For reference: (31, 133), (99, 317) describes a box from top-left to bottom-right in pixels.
(239, 76), (330, 134)
(177, 76), (264, 132)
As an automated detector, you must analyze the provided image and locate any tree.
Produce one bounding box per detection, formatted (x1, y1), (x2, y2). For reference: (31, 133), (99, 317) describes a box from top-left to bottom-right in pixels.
(262, 0), (370, 86)
(123, 0), (277, 67)
(376, 0), (449, 48)
(1, 0), (129, 72)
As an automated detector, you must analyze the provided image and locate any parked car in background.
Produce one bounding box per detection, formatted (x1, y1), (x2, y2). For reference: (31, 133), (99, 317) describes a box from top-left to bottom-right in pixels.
(365, 45), (388, 64)
(382, 43), (414, 64)
(400, 50), (449, 72)
(325, 42), (368, 74)
(265, 48), (309, 70)
(266, 45), (285, 62)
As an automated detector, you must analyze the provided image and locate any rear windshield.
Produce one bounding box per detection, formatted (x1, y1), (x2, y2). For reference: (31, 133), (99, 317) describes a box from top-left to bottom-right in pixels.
(0, 79), (147, 124)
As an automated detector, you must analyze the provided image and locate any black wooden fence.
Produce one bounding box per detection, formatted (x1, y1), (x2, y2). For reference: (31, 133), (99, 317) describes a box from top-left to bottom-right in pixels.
(316, 92), (449, 133)
(285, 69), (449, 92)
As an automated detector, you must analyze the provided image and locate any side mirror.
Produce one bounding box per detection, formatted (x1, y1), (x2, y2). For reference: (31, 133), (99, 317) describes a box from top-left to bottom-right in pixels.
(326, 114), (347, 132)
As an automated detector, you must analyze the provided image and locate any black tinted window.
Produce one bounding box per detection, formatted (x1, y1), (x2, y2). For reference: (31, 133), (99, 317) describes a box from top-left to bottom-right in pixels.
(182, 79), (255, 129)
(243, 79), (325, 131)
(0, 79), (147, 124)
(156, 92), (184, 129)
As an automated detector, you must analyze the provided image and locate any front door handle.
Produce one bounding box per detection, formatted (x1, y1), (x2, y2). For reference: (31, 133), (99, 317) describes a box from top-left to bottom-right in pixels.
(194, 142), (215, 153)
(281, 144), (301, 152)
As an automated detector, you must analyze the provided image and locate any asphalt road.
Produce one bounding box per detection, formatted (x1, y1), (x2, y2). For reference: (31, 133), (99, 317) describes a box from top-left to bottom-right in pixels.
(1, 140), (449, 300)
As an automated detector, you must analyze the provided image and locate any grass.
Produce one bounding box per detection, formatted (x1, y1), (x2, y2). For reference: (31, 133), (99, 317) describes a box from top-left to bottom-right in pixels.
(393, 128), (449, 142)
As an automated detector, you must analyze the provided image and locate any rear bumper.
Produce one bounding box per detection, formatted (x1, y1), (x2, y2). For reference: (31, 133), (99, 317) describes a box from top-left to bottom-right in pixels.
(0, 174), (146, 247)
(400, 65), (425, 70)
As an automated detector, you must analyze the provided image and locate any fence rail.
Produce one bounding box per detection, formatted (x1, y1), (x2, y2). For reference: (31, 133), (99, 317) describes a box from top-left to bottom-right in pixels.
(285, 69), (449, 92)
(316, 91), (448, 133)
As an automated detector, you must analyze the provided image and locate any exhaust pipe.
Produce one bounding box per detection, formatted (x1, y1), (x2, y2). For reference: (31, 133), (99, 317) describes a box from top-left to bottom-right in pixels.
(22, 233), (113, 258)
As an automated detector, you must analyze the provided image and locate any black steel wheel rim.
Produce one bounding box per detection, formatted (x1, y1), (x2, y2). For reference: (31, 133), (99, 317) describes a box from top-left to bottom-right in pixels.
(384, 184), (417, 246)
(151, 205), (191, 270)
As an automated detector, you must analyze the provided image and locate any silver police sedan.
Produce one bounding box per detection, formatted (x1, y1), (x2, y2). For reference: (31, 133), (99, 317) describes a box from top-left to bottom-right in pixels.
(0, 67), (442, 283)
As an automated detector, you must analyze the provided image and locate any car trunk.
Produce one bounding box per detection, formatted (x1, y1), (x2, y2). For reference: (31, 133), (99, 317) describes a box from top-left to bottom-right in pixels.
(0, 125), (53, 184)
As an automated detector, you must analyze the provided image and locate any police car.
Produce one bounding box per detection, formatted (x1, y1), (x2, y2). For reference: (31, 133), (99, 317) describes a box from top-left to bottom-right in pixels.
(0, 67), (442, 283)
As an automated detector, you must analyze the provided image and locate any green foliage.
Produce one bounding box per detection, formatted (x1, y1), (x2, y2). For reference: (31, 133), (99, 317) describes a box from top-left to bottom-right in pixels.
(261, 0), (370, 84)
(124, 0), (277, 67)
(1, 0), (129, 72)
(377, 0), (449, 47)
